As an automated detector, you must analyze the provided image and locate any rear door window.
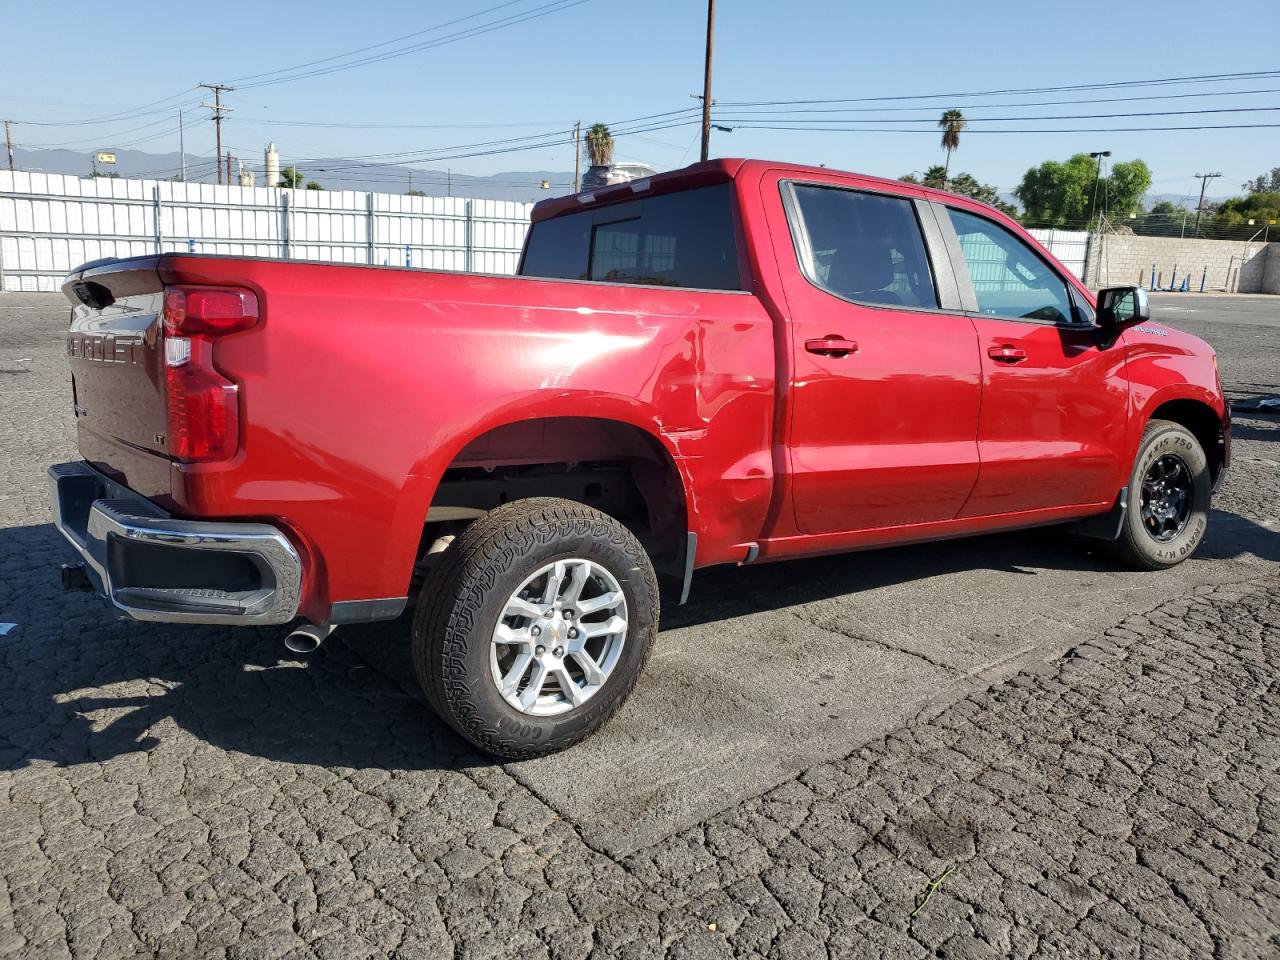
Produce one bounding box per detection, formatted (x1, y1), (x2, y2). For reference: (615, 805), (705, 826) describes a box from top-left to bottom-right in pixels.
(786, 184), (939, 309)
(519, 184), (742, 290)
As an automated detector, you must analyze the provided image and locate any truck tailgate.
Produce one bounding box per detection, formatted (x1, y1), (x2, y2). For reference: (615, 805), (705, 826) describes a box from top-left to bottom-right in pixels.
(62, 259), (172, 501)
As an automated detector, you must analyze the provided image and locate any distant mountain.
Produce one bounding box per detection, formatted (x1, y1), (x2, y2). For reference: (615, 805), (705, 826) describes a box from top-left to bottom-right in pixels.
(10, 146), (578, 202)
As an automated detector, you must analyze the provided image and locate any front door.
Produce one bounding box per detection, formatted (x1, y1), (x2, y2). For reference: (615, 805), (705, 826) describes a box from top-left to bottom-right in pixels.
(942, 206), (1130, 517)
(768, 177), (983, 535)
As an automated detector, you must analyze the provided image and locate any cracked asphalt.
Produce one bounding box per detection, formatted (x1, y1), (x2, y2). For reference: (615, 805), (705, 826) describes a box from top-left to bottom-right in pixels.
(2, 290), (1278, 958)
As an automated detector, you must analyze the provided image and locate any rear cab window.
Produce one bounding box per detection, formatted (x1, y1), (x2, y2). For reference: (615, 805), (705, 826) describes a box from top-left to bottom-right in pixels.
(519, 184), (743, 291)
(784, 183), (939, 310)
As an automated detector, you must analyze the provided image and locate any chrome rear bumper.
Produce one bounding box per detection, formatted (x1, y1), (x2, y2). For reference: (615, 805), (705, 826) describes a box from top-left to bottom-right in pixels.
(48, 461), (301, 625)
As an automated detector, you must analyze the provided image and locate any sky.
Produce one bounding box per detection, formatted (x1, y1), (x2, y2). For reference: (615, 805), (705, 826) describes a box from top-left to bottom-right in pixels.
(3, 0), (1277, 202)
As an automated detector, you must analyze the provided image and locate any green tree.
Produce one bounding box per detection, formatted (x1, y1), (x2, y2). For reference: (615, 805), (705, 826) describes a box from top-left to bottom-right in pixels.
(1210, 191), (1280, 239)
(405, 189), (428, 197)
(305, 181), (323, 190)
(278, 166), (303, 188)
(900, 165), (949, 189)
(1132, 200), (1191, 237)
(1014, 153), (1151, 228)
(584, 123), (614, 166)
(900, 167), (1019, 218)
(1242, 167), (1280, 194)
(938, 110), (966, 181)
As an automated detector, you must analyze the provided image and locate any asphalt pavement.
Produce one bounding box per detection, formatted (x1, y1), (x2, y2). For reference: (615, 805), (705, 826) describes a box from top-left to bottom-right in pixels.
(1, 290), (1277, 958)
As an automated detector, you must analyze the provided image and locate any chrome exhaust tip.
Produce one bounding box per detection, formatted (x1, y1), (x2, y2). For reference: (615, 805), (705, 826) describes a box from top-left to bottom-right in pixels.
(283, 623), (335, 654)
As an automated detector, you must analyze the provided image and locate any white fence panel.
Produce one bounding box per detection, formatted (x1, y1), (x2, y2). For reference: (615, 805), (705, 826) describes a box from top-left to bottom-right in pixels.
(0, 171), (533, 292)
(1027, 228), (1090, 280)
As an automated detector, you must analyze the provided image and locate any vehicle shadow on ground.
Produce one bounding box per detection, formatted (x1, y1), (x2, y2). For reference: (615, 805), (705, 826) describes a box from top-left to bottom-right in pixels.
(1231, 422), (1278, 443)
(0, 523), (482, 773)
(3, 508), (1274, 773)
(665, 508), (1278, 630)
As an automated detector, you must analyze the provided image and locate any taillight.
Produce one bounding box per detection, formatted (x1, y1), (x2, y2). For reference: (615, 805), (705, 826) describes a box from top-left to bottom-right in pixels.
(163, 286), (259, 336)
(162, 285), (258, 462)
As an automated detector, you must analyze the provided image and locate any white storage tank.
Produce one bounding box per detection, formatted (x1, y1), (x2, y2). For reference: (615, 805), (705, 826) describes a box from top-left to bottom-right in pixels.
(264, 143), (280, 188)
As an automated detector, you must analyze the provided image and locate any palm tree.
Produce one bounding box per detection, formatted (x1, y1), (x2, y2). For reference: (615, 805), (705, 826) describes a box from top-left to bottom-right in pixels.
(584, 123), (614, 167)
(938, 110), (966, 183)
(922, 165), (948, 189)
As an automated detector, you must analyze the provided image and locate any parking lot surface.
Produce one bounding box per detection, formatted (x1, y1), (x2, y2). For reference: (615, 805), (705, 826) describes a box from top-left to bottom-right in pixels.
(1, 291), (1277, 958)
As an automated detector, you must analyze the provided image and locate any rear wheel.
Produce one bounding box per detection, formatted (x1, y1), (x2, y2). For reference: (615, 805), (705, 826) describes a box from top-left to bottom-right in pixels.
(1110, 419), (1211, 570)
(412, 497), (658, 759)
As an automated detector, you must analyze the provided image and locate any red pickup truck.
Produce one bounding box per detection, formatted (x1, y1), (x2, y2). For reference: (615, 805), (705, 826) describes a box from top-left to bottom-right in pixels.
(50, 159), (1229, 757)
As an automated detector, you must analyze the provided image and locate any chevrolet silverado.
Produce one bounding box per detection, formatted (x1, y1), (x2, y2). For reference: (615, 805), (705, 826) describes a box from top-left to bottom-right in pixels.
(49, 159), (1229, 758)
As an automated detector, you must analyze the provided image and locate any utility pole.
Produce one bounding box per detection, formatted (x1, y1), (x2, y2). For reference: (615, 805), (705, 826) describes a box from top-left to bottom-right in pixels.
(225, 151), (233, 186)
(1087, 150), (1110, 228)
(199, 83), (234, 185)
(178, 110), (186, 181)
(4, 120), (14, 172)
(700, 0), (716, 161)
(1192, 172), (1221, 237)
(572, 120), (581, 192)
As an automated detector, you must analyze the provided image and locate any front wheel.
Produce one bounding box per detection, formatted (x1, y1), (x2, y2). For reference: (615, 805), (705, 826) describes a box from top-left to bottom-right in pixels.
(1109, 419), (1212, 570)
(412, 497), (659, 759)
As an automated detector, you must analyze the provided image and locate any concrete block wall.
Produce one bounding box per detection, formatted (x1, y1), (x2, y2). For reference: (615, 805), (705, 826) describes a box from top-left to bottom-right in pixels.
(1085, 233), (1277, 293)
(1264, 245), (1280, 295)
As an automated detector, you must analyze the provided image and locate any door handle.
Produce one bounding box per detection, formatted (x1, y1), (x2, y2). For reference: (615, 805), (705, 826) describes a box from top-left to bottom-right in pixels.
(805, 335), (858, 358)
(988, 344), (1028, 364)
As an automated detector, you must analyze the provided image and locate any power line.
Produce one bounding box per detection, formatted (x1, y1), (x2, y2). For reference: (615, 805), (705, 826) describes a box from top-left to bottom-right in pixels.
(723, 86), (1280, 116)
(235, 0), (592, 90)
(248, 118), (578, 130)
(718, 69), (1280, 107)
(268, 107), (701, 167)
(714, 106), (1280, 125)
(228, 0), (534, 84)
(729, 122), (1280, 134)
(8, 88), (204, 127)
(18, 112), (182, 149)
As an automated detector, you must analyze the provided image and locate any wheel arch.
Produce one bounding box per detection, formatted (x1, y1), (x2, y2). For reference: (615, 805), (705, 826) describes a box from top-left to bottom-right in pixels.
(1147, 396), (1226, 487)
(413, 411), (695, 592)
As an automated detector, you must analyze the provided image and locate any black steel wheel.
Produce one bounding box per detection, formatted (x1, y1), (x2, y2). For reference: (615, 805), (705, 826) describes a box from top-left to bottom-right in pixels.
(1110, 419), (1212, 570)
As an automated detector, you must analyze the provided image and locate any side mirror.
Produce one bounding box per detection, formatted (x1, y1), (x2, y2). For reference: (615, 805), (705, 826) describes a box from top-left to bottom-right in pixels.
(1096, 285), (1150, 329)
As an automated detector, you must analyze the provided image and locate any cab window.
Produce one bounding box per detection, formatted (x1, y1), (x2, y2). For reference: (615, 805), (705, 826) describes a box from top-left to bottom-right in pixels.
(520, 184), (742, 290)
(947, 208), (1074, 324)
(786, 184), (939, 310)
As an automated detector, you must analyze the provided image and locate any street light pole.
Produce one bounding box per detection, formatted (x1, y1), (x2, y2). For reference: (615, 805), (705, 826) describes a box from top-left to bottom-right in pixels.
(700, 0), (715, 162)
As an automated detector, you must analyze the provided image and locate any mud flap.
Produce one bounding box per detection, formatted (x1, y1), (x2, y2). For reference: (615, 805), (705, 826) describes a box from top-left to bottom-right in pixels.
(1069, 487), (1128, 541)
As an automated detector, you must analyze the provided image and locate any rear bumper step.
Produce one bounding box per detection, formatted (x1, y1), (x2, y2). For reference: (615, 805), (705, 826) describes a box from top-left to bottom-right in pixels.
(48, 461), (302, 625)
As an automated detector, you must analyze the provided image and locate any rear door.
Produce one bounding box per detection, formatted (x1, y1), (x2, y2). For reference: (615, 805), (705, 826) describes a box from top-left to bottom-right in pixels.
(765, 175), (983, 535)
(940, 205), (1130, 516)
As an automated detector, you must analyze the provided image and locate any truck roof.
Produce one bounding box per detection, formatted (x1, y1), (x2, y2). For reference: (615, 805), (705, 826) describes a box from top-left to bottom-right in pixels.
(530, 158), (998, 223)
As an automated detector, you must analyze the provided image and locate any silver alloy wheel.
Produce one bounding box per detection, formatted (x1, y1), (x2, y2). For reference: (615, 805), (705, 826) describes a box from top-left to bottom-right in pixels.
(490, 558), (628, 717)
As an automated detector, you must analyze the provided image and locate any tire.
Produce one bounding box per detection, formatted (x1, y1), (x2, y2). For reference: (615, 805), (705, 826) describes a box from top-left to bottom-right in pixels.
(412, 497), (659, 759)
(1109, 419), (1212, 570)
